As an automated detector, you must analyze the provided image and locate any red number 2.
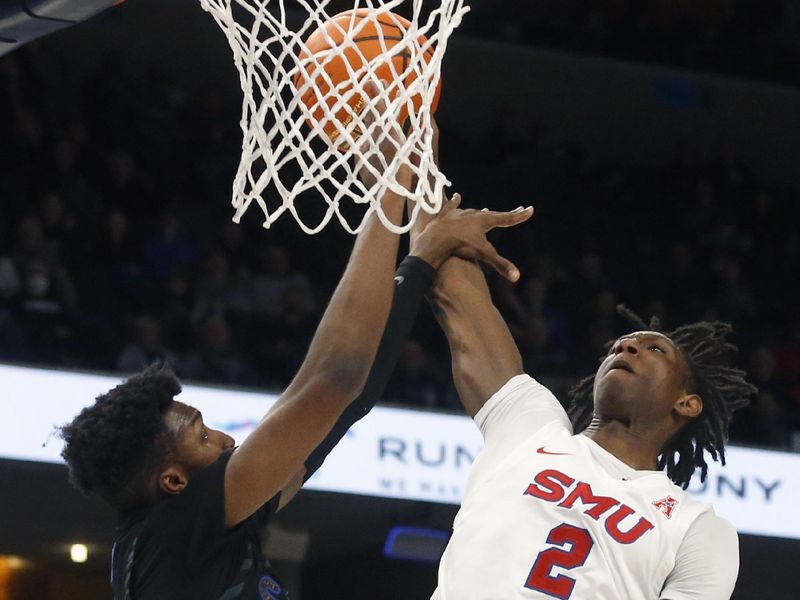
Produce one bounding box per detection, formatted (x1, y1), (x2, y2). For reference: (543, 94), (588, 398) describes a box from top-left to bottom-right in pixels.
(525, 524), (594, 599)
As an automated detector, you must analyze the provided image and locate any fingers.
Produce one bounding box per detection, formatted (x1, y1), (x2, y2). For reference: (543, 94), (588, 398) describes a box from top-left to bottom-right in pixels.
(477, 206), (531, 280)
(412, 191), (457, 237)
(362, 79), (380, 99)
(354, 78), (398, 173)
(485, 206), (534, 229)
(359, 78), (389, 129)
(450, 202), (531, 281)
(433, 192), (461, 218)
(476, 240), (521, 283)
(363, 78), (389, 101)
(447, 193), (462, 210)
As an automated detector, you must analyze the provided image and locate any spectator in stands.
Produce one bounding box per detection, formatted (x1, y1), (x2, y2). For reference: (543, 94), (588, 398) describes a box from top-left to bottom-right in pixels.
(0, 255), (20, 303)
(0, 306), (28, 361)
(12, 216), (59, 268)
(384, 340), (444, 409)
(191, 247), (251, 324)
(184, 316), (254, 385)
(142, 209), (200, 282)
(12, 257), (78, 363)
(249, 281), (321, 388)
(93, 209), (144, 308)
(730, 346), (788, 446)
(250, 244), (314, 319)
(117, 314), (182, 374)
(2, 32), (798, 453)
(155, 268), (195, 354)
(38, 193), (78, 260)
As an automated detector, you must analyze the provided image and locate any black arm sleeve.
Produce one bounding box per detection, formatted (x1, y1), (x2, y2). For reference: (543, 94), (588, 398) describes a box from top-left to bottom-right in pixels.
(303, 255), (436, 481)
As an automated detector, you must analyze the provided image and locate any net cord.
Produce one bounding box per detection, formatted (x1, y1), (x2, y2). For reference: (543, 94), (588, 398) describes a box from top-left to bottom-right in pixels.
(198, 0), (469, 234)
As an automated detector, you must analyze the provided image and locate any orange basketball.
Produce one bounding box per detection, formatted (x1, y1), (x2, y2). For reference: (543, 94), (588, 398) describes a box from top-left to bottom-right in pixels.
(293, 9), (442, 145)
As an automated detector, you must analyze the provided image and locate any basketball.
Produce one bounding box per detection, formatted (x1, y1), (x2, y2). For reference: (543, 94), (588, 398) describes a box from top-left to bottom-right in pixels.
(293, 9), (442, 145)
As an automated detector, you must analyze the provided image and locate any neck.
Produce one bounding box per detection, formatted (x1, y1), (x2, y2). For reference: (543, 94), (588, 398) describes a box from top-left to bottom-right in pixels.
(582, 418), (667, 471)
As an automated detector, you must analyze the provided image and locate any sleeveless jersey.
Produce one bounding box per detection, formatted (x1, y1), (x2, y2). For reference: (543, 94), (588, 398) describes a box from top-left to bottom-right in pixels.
(432, 375), (720, 600)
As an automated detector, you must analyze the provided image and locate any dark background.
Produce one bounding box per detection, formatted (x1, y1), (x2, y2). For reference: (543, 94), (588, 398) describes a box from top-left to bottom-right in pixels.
(1, 0), (799, 598)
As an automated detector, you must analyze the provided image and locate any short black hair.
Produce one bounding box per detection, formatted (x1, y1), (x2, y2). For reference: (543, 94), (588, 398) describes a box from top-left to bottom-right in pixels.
(568, 306), (756, 489)
(59, 363), (182, 510)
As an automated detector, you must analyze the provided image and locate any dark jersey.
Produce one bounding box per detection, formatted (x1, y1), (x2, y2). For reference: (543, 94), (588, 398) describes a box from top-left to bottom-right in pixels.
(111, 450), (289, 600)
(107, 256), (436, 599)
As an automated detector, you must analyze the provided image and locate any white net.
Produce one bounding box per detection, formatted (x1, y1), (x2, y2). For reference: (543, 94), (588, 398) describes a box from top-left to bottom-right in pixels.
(198, 0), (469, 234)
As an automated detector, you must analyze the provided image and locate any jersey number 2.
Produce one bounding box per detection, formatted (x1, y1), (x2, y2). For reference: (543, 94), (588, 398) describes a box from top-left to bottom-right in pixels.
(525, 524), (594, 600)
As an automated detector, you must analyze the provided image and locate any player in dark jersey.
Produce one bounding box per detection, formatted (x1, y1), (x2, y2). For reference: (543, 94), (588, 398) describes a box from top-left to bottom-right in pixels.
(58, 110), (533, 597)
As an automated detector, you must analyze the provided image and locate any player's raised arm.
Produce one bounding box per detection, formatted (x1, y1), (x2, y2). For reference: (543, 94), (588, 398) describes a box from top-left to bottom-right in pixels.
(224, 98), (533, 526)
(225, 203), (532, 524)
(223, 184), (402, 525)
(427, 251), (527, 417)
(223, 86), (404, 525)
(415, 123), (530, 417)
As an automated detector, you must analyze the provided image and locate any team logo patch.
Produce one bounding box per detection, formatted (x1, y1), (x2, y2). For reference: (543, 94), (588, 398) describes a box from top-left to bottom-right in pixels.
(652, 495), (679, 519)
(259, 575), (283, 599)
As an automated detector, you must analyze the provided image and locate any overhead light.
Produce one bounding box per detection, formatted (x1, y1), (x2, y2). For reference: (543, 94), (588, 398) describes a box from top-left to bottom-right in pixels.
(69, 544), (88, 563)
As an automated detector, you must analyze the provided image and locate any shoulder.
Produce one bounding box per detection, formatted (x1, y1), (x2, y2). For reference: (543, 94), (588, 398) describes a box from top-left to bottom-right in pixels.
(645, 479), (719, 537)
(660, 511), (739, 600)
(474, 374), (570, 433)
(680, 511), (739, 577)
(121, 452), (249, 585)
(685, 510), (738, 547)
(112, 511), (147, 582)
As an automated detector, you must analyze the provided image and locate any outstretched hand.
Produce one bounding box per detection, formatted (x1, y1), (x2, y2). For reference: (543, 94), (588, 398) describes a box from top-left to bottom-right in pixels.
(411, 194), (534, 282)
(354, 79), (412, 191)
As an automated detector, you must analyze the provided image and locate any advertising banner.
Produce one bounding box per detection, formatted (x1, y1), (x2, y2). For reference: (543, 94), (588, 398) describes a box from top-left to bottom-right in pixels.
(2, 364), (797, 539)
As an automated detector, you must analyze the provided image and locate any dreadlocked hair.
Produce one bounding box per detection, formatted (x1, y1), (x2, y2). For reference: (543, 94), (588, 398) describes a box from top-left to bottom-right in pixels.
(59, 363), (182, 511)
(568, 305), (756, 489)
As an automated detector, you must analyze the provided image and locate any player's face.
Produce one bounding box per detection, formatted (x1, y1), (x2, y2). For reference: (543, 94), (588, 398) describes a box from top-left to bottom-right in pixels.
(592, 331), (693, 424)
(164, 401), (235, 474)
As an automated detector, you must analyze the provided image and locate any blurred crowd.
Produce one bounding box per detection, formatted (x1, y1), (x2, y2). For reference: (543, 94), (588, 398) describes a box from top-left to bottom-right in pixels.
(462, 0), (799, 86)
(1, 22), (799, 453)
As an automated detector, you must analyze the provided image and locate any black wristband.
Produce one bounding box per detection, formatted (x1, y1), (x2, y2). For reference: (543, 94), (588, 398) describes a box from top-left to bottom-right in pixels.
(395, 254), (437, 290)
(303, 254), (436, 482)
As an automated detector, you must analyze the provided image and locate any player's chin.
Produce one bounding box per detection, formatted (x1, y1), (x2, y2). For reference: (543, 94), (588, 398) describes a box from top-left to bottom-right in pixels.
(598, 368), (640, 393)
(594, 377), (636, 410)
(190, 449), (227, 473)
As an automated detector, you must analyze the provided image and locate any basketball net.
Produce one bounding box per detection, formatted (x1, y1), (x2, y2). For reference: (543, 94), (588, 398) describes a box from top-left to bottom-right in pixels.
(198, 0), (468, 234)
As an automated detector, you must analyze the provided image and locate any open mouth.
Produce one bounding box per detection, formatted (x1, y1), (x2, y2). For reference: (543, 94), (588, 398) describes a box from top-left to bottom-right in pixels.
(608, 360), (634, 374)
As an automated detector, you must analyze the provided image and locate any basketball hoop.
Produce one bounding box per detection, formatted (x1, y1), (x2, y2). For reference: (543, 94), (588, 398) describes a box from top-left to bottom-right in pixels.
(198, 0), (468, 234)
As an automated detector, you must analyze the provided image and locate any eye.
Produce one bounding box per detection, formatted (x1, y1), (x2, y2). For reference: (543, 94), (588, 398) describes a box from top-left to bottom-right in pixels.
(201, 427), (209, 441)
(649, 345), (665, 354)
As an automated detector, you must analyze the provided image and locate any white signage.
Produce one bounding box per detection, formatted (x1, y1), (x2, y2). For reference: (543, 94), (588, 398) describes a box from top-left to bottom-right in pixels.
(1, 363), (798, 540)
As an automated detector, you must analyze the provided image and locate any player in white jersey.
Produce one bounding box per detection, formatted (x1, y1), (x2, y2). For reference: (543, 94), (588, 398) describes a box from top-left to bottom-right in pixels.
(423, 236), (756, 599)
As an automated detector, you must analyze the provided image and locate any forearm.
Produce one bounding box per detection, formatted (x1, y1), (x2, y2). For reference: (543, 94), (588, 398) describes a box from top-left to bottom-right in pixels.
(224, 194), (405, 526)
(304, 255), (436, 481)
(293, 196), (405, 393)
(430, 257), (523, 417)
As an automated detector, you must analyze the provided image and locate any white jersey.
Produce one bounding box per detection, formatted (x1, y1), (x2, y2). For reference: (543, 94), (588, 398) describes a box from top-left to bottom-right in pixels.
(432, 375), (739, 600)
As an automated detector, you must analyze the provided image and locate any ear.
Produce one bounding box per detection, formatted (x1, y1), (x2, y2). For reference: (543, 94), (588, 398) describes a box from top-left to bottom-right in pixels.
(674, 392), (703, 419)
(159, 464), (190, 495)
